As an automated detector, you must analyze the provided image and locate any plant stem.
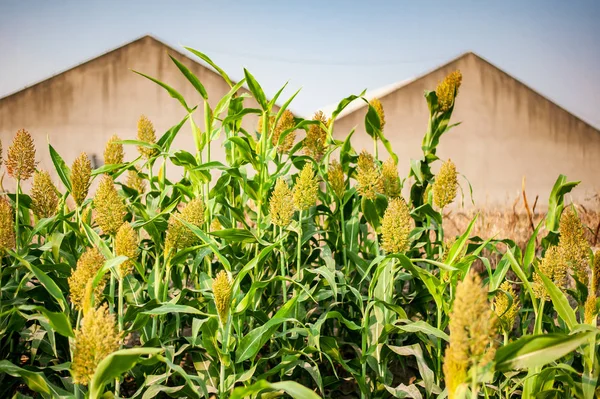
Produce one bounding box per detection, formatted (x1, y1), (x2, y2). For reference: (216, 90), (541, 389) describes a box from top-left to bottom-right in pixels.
(15, 179), (20, 252)
(297, 209), (303, 281)
(279, 226), (287, 334)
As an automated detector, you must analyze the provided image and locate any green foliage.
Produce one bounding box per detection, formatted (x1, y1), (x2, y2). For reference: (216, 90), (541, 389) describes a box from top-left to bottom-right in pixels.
(0, 46), (598, 399)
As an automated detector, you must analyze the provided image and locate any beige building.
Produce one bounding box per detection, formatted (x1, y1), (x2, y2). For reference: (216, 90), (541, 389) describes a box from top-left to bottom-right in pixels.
(1, 39), (598, 208)
(326, 52), (600, 209)
(0, 35), (262, 190)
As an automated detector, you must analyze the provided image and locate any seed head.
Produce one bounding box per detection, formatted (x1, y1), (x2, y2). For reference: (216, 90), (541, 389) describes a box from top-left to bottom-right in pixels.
(493, 281), (520, 334)
(584, 292), (597, 326)
(126, 168), (146, 195)
(292, 163), (319, 211)
(0, 197), (15, 254)
(6, 129), (36, 181)
(71, 152), (92, 207)
(533, 246), (567, 301)
(270, 178), (295, 227)
(382, 158), (401, 198)
(31, 170), (59, 219)
(115, 222), (139, 278)
(165, 198), (205, 253)
(381, 198), (412, 253)
(71, 304), (121, 385)
(558, 207), (589, 284)
(369, 98), (385, 131)
(137, 115), (158, 159)
(327, 160), (345, 199)
(356, 151), (383, 200)
(272, 110), (296, 153)
(304, 111), (328, 161)
(433, 160), (458, 209)
(103, 135), (124, 165)
(94, 175), (126, 235)
(68, 247), (108, 311)
(213, 270), (232, 324)
(0, 139), (3, 166)
(444, 271), (498, 398)
(436, 70), (462, 113)
(210, 218), (223, 232)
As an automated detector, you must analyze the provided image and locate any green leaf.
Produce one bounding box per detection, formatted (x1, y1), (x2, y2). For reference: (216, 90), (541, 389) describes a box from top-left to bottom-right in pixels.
(133, 70), (191, 112)
(14, 254), (68, 312)
(143, 304), (202, 315)
(48, 144), (71, 191)
(230, 380), (321, 399)
(495, 332), (596, 372)
(505, 246), (538, 312)
(537, 270), (577, 330)
(185, 47), (233, 87)
(89, 348), (163, 399)
(397, 320), (449, 342)
(169, 55), (208, 99)
(546, 175), (580, 232)
(0, 361), (54, 398)
(236, 297), (297, 363)
(243, 68), (268, 111)
(210, 228), (256, 243)
(388, 344), (435, 395)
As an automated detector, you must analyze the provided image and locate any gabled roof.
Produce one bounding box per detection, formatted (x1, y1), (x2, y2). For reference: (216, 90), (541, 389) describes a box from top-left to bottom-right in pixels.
(320, 51), (599, 132)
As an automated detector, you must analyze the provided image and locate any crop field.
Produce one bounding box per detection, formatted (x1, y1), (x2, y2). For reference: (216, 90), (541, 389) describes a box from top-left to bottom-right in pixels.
(0, 47), (598, 399)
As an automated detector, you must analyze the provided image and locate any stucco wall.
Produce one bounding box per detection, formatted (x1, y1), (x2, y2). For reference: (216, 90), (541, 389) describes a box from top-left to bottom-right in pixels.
(0, 36), (261, 191)
(331, 53), (600, 209)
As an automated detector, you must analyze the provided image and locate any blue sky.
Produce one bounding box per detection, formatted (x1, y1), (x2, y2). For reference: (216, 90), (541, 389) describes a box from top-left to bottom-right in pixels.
(0, 0), (599, 127)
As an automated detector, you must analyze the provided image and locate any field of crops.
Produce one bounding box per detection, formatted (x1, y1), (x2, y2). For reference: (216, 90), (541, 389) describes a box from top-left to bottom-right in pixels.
(0, 47), (598, 399)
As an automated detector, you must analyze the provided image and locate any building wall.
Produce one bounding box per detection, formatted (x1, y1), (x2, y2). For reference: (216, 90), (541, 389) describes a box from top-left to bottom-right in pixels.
(0, 36), (261, 191)
(331, 53), (600, 209)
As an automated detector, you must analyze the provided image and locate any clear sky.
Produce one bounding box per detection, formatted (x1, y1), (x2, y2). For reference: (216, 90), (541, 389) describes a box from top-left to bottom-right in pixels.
(1, 0), (599, 127)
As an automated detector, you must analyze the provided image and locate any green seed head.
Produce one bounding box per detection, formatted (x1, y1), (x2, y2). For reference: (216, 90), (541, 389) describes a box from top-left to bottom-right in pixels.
(433, 159), (458, 209)
(327, 160), (346, 199)
(270, 178), (294, 227)
(382, 158), (401, 198)
(381, 197), (412, 254)
(137, 115), (158, 159)
(356, 151), (382, 200)
(213, 270), (232, 324)
(303, 111), (328, 161)
(293, 163), (319, 211)
(115, 222), (139, 278)
(68, 247), (107, 311)
(0, 197), (15, 255)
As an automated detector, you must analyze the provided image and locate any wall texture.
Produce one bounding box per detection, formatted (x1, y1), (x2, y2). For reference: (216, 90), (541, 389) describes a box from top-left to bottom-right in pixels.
(331, 53), (600, 209)
(0, 35), (260, 191)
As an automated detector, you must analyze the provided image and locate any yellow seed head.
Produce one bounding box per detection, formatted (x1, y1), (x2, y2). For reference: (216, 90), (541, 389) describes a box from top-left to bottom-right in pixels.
(433, 160), (458, 209)
(71, 304), (121, 385)
(436, 70), (462, 113)
(327, 160), (346, 199)
(213, 270), (232, 324)
(68, 247), (108, 311)
(0, 197), (15, 254)
(126, 168), (146, 195)
(304, 111), (328, 161)
(558, 208), (590, 284)
(272, 110), (296, 153)
(369, 98), (385, 131)
(31, 170), (59, 219)
(493, 281), (520, 334)
(356, 151), (383, 200)
(103, 135), (124, 165)
(210, 218), (223, 232)
(584, 292), (597, 326)
(137, 115), (158, 159)
(381, 198), (412, 253)
(71, 152), (92, 207)
(115, 222), (139, 278)
(444, 271), (498, 398)
(533, 246), (567, 301)
(270, 178), (295, 227)
(382, 158), (401, 198)
(292, 163), (319, 211)
(165, 198), (205, 253)
(94, 175), (126, 235)
(6, 129), (36, 181)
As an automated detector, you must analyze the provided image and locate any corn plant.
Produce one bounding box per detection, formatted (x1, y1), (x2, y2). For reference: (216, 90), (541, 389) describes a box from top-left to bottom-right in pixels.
(0, 45), (598, 399)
